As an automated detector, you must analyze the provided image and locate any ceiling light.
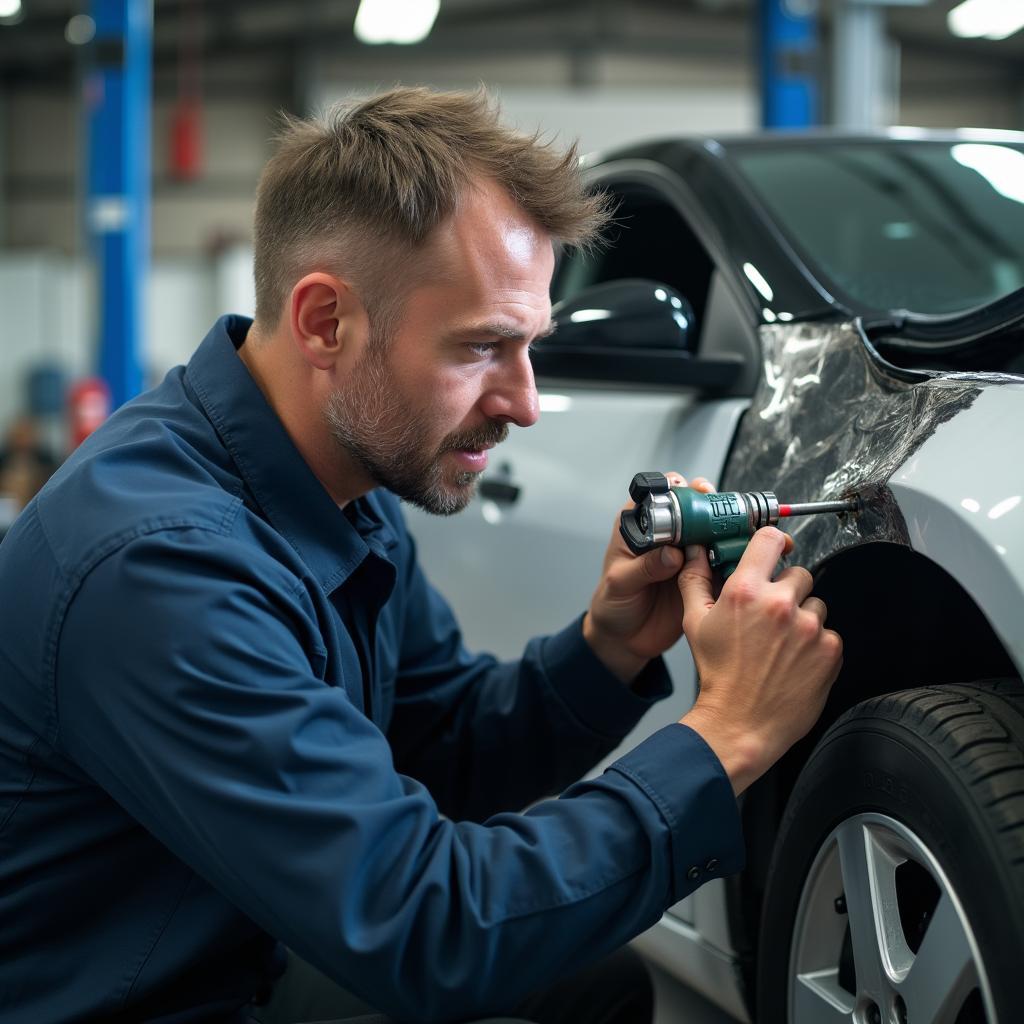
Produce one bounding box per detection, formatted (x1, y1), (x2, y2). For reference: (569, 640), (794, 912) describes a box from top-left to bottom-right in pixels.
(0, 0), (21, 20)
(65, 14), (97, 46)
(354, 0), (440, 45)
(948, 0), (1024, 41)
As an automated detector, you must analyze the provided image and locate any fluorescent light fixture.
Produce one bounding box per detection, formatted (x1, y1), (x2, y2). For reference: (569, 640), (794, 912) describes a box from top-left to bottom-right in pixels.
(569, 309), (611, 323)
(0, 0), (21, 19)
(948, 0), (1024, 41)
(354, 0), (439, 44)
(65, 14), (96, 45)
(952, 144), (1024, 204)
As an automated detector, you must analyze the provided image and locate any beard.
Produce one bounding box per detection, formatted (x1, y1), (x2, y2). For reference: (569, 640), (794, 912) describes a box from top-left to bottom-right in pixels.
(325, 341), (508, 516)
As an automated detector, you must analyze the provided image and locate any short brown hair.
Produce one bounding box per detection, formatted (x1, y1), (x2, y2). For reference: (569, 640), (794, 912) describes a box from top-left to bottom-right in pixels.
(252, 86), (611, 330)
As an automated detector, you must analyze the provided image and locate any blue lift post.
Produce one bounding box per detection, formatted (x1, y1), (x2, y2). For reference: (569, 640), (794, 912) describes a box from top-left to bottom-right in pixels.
(86, 0), (152, 409)
(759, 0), (820, 129)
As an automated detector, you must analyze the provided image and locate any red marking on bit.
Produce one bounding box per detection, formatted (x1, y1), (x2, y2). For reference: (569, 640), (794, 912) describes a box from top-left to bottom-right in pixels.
(779, 505), (793, 517)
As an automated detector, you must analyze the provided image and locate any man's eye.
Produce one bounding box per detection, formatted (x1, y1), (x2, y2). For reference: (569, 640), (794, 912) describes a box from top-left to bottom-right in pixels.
(469, 342), (499, 356)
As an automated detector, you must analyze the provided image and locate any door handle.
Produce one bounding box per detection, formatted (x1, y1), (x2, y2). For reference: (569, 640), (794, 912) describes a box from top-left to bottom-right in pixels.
(479, 477), (521, 505)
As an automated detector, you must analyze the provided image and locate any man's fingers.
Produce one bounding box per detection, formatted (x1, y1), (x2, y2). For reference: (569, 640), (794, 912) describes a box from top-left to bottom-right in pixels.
(662, 471), (716, 494)
(679, 544), (715, 634)
(774, 565), (814, 605)
(728, 527), (789, 584)
(801, 596), (828, 624)
(606, 544), (684, 597)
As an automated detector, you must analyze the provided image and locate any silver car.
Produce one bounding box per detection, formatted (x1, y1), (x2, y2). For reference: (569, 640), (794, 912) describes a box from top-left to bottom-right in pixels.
(407, 130), (1024, 1024)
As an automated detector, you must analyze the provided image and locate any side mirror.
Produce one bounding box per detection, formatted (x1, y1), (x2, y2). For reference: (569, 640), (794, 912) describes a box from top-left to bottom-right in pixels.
(551, 279), (696, 351)
(532, 279), (742, 392)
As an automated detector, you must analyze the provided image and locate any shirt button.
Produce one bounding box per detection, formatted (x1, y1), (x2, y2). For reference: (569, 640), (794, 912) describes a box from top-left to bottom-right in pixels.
(706, 858), (719, 872)
(687, 866), (700, 881)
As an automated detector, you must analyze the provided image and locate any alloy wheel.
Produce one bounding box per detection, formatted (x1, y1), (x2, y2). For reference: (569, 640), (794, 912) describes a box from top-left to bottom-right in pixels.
(789, 812), (994, 1024)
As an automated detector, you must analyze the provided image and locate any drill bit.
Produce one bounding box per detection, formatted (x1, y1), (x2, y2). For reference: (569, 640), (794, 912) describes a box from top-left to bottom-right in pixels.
(778, 498), (859, 518)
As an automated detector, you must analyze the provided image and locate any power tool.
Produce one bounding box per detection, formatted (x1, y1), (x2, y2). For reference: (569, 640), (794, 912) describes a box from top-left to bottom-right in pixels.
(619, 471), (859, 576)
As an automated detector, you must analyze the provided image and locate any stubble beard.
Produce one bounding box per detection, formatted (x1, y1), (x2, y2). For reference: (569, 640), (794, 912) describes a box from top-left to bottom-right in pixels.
(325, 340), (508, 516)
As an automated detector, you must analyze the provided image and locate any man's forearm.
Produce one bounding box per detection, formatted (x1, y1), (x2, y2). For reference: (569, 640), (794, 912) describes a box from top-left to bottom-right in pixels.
(678, 704), (764, 797)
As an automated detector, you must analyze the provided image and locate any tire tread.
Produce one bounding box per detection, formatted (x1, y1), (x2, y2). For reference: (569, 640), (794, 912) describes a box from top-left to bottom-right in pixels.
(858, 682), (1024, 894)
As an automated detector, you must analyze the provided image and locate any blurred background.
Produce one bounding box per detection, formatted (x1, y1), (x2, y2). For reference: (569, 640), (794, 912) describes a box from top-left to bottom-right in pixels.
(0, 0), (1023, 526)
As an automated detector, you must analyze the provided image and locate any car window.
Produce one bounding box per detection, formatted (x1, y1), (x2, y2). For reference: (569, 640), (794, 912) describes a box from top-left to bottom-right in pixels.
(552, 183), (715, 342)
(733, 141), (1024, 317)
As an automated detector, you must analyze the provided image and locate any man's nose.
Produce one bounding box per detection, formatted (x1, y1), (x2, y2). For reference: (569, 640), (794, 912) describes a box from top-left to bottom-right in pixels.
(480, 350), (540, 428)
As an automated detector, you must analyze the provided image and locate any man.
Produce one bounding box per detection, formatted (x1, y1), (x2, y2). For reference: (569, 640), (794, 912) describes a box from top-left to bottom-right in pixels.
(0, 88), (841, 1023)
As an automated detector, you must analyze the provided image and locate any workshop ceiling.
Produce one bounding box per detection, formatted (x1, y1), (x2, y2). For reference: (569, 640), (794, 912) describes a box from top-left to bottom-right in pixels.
(2, 0), (1022, 94)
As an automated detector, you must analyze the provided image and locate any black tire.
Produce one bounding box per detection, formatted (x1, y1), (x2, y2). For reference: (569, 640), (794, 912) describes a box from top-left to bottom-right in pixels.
(756, 681), (1024, 1024)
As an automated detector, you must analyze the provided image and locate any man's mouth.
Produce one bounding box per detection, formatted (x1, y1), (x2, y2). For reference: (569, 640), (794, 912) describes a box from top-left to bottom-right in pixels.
(450, 445), (492, 472)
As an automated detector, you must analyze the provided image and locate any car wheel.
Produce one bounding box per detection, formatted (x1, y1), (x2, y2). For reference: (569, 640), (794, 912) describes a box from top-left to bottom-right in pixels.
(756, 681), (1024, 1024)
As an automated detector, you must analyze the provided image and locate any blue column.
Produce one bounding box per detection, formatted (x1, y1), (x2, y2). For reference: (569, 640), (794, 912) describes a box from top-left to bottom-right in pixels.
(759, 0), (820, 129)
(86, 0), (151, 409)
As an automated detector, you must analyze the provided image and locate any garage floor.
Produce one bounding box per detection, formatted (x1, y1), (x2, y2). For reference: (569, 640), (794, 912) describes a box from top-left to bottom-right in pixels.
(650, 963), (741, 1024)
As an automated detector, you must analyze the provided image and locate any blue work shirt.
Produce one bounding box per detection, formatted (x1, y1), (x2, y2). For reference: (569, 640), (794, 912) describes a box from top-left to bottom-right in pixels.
(0, 316), (744, 1023)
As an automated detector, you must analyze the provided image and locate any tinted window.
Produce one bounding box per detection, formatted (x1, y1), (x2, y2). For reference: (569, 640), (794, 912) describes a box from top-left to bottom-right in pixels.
(734, 142), (1024, 316)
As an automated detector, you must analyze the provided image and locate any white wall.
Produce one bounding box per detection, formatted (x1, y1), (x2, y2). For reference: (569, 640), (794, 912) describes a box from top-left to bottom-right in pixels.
(6, 91), (268, 257)
(317, 76), (758, 158)
(0, 246), (255, 433)
(495, 87), (757, 154)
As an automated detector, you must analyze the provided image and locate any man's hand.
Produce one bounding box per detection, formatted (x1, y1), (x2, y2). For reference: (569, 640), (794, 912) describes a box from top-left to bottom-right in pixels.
(583, 472), (716, 684)
(678, 528), (843, 796)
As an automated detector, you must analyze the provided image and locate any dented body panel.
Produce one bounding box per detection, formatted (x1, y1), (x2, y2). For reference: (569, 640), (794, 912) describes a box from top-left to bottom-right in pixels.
(723, 321), (1024, 672)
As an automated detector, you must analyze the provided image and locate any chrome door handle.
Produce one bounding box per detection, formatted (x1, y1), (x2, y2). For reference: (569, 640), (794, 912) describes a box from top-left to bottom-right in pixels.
(479, 477), (521, 505)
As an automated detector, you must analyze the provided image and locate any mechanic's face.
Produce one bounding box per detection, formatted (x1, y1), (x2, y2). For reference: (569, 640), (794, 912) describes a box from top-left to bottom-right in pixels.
(326, 179), (554, 515)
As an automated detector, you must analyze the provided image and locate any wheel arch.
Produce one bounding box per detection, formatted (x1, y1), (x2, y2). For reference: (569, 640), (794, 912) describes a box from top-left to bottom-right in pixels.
(729, 541), (1022, 1005)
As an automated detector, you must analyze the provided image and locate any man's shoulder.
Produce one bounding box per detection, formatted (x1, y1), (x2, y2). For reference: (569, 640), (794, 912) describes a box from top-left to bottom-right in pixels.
(33, 373), (246, 580)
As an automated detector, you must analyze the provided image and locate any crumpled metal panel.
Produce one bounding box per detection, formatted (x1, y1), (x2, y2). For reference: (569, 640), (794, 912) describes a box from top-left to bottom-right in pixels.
(721, 321), (998, 570)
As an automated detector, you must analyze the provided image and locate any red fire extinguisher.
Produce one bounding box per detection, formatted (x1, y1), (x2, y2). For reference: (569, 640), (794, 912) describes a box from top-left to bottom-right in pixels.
(68, 376), (111, 449)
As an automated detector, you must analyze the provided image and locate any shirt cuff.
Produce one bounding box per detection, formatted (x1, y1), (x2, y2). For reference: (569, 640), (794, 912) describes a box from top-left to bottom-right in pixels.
(538, 614), (672, 741)
(607, 722), (745, 902)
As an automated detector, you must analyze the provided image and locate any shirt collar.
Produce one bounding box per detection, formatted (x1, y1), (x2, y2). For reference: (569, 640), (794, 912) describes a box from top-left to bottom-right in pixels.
(185, 315), (398, 595)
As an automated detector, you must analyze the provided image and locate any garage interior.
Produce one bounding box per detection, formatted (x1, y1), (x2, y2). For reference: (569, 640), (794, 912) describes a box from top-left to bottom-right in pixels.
(1, 2), (1023, 1023)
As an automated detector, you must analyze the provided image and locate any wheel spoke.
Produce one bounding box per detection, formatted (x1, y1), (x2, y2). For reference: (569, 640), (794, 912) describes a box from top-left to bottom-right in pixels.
(899, 892), (978, 1024)
(836, 819), (890, 999)
(793, 969), (855, 1024)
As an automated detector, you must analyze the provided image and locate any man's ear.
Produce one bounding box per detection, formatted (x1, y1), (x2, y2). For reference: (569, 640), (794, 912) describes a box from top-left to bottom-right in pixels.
(288, 272), (369, 372)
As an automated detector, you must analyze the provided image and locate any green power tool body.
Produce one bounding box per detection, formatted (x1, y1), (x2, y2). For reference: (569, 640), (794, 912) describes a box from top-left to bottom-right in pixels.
(619, 472), (859, 575)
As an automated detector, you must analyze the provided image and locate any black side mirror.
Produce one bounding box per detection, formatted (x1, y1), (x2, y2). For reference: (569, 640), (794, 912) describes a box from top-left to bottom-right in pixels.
(533, 278), (742, 392)
(551, 279), (696, 351)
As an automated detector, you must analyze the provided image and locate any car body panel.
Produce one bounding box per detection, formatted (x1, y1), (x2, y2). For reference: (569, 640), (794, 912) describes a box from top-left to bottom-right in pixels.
(887, 383), (1024, 671)
(722, 320), (1024, 675)
(633, 912), (751, 1024)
